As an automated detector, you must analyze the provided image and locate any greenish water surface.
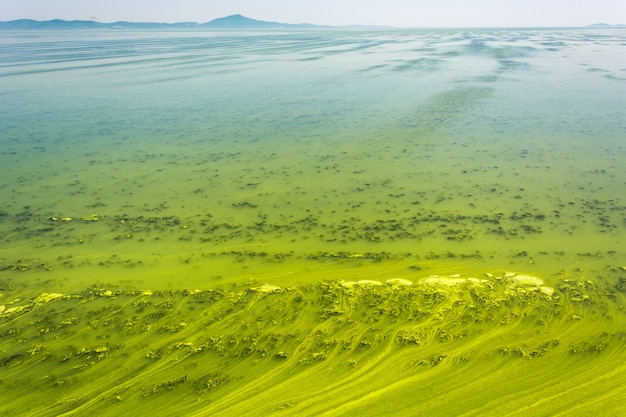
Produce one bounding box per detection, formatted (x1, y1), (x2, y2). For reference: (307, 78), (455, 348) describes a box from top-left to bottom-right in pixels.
(1, 28), (626, 416)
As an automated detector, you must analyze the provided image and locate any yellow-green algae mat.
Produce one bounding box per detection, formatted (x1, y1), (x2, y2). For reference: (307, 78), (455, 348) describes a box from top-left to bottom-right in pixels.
(2, 271), (626, 416)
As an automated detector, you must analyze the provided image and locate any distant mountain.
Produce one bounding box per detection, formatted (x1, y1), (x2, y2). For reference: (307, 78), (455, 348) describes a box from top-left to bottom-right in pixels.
(0, 19), (202, 30)
(0, 19), (101, 29)
(0, 15), (323, 30)
(199, 14), (320, 29)
(588, 23), (626, 28)
(4, 17), (621, 31)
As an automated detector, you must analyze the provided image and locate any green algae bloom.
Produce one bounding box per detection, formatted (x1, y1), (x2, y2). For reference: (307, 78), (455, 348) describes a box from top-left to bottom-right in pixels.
(2, 27), (626, 416)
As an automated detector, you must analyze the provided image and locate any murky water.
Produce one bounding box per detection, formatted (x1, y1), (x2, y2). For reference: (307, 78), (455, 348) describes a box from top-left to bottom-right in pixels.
(1, 28), (626, 416)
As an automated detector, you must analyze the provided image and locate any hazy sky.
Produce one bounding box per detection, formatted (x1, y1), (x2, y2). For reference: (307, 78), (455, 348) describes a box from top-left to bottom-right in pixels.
(2, 0), (625, 27)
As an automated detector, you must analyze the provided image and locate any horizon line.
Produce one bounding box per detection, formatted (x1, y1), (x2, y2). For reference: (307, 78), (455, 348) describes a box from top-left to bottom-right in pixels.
(1, 17), (623, 30)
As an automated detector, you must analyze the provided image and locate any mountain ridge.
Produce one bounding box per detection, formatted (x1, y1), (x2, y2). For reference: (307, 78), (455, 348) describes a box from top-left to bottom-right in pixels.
(0, 14), (327, 30)
(587, 22), (626, 27)
(1, 15), (621, 30)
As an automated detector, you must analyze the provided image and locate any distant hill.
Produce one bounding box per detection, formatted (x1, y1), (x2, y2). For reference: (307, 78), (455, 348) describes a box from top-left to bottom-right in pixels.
(588, 23), (626, 28)
(0, 15), (323, 30)
(198, 14), (320, 29)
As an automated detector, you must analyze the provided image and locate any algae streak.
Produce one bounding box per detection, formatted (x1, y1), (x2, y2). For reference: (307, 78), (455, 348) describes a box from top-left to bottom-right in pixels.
(1, 271), (625, 416)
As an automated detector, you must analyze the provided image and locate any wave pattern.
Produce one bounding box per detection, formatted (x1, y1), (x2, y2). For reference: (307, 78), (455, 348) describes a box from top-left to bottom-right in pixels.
(2, 272), (625, 416)
(2, 29), (624, 80)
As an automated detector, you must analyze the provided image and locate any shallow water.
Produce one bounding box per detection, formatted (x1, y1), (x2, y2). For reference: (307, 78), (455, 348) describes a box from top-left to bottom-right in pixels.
(1, 28), (626, 416)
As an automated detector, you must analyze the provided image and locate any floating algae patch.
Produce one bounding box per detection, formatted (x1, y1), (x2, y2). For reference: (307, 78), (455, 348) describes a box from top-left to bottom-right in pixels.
(1, 270), (626, 416)
(398, 86), (494, 132)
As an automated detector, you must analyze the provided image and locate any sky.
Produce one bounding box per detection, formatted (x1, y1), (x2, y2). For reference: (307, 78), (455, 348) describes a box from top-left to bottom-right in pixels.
(2, 0), (625, 27)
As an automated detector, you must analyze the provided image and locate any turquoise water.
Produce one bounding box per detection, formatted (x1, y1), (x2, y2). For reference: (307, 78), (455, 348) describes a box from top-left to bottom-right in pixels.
(1, 28), (626, 416)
